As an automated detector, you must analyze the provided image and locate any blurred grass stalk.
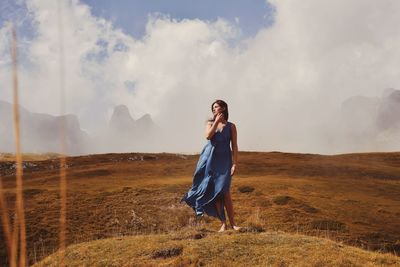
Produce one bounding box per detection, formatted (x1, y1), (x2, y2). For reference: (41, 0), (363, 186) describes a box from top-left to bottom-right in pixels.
(11, 26), (27, 267)
(57, 1), (67, 266)
(0, 177), (14, 266)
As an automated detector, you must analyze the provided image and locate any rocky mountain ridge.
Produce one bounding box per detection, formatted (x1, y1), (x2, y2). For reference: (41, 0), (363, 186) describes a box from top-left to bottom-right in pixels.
(0, 101), (158, 155)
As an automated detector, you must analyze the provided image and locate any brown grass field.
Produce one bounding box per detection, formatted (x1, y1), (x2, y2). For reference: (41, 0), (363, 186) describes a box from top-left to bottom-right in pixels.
(1, 151), (400, 266)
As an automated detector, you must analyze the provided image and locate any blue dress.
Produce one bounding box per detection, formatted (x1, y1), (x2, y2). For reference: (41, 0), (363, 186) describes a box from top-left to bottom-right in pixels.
(181, 121), (233, 221)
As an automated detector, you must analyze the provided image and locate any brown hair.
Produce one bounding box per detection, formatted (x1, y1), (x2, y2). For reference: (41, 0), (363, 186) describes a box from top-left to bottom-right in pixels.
(208, 99), (229, 122)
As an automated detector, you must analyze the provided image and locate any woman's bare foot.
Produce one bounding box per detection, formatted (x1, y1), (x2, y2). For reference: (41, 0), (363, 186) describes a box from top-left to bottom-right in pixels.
(218, 223), (227, 232)
(232, 225), (241, 231)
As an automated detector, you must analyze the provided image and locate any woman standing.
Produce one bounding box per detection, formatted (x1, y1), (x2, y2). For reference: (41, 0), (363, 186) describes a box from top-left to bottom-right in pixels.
(182, 100), (241, 232)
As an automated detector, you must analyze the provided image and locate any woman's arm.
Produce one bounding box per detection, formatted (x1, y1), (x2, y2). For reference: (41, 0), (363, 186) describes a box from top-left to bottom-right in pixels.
(231, 123), (238, 175)
(205, 121), (218, 140)
(205, 113), (224, 140)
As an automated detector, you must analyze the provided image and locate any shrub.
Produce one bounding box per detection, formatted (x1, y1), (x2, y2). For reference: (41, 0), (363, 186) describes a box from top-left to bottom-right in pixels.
(300, 204), (319, 213)
(240, 223), (265, 233)
(151, 246), (183, 259)
(257, 199), (272, 207)
(273, 195), (293, 205)
(23, 188), (45, 197)
(164, 184), (181, 193)
(121, 187), (132, 192)
(310, 219), (346, 231)
(238, 186), (255, 193)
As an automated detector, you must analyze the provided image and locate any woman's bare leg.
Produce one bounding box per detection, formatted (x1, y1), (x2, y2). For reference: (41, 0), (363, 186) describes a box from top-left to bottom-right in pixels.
(224, 190), (240, 230)
(215, 198), (227, 232)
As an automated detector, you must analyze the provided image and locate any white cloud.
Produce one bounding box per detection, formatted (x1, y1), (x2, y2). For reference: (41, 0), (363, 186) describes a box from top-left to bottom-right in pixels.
(1, 0), (400, 154)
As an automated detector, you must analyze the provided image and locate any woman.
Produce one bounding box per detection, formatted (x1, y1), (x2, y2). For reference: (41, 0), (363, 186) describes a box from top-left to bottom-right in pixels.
(181, 99), (240, 232)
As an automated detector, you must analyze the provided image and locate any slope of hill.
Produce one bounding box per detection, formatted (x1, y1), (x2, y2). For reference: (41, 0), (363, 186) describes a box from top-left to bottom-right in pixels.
(34, 229), (400, 267)
(1, 151), (400, 265)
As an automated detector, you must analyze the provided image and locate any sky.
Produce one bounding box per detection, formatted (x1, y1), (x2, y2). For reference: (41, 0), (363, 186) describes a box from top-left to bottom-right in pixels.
(80, 0), (275, 38)
(1, 0), (400, 154)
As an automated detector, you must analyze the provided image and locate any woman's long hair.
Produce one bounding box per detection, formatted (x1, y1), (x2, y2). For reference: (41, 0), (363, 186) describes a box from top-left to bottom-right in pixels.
(208, 99), (229, 122)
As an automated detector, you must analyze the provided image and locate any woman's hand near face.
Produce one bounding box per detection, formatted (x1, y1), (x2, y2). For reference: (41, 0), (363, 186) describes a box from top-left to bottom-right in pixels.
(205, 111), (225, 140)
(214, 112), (224, 123)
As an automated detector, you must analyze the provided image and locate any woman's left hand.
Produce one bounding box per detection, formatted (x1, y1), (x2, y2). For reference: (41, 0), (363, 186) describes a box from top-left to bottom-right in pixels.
(231, 164), (236, 176)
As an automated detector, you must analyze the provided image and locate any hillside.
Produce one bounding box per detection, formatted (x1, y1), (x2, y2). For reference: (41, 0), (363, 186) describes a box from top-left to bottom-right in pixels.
(35, 229), (400, 266)
(1, 151), (400, 265)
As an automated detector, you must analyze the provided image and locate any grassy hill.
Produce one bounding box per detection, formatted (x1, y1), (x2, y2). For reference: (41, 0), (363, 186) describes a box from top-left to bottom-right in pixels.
(1, 151), (400, 265)
(34, 229), (400, 267)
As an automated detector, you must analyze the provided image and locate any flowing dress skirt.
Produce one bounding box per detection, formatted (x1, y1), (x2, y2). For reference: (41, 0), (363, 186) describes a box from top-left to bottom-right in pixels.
(181, 122), (232, 220)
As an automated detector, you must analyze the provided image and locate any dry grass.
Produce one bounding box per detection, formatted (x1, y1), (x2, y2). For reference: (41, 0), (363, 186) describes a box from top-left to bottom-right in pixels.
(33, 230), (400, 267)
(1, 151), (400, 265)
(0, 153), (61, 162)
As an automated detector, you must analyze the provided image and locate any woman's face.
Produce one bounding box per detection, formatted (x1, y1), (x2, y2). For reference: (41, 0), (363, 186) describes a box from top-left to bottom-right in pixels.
(212, 103), (224, 116)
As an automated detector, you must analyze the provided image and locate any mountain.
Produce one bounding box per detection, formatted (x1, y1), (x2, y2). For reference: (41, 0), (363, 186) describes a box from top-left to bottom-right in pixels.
(341, 88), (400, 132)
(340, 89), (400, 151)
(0, 101), (162, 155)
(108, 105), (156, 135)
(109, 105), (135, 132)
(377, 89), (400, 131)
(340, 95), (380, 134)
(0, 101), (90, 155)
(90, 104), (160, 153)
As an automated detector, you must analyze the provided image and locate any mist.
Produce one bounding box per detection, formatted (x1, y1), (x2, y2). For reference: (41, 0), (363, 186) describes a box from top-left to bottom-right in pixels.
(1, 0), (400, 155)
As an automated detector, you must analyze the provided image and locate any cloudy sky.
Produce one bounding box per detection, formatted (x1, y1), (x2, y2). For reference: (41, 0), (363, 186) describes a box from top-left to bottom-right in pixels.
(1, 0), (400, 154)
